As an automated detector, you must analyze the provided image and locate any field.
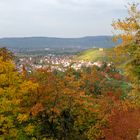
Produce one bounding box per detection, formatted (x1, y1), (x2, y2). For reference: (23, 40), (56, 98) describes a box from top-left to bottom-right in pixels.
(76, 48), (113, 62)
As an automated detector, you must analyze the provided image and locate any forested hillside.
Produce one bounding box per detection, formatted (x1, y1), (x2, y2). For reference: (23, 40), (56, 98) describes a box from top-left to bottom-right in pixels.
(0, 2), (140, 140)
(0, 36), (119, 49)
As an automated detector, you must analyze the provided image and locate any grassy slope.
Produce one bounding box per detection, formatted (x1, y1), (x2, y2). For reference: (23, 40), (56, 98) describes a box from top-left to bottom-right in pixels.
(76, 48), (132, 79)
(76, 48), (113, 62)
(76, 48), (131, 95)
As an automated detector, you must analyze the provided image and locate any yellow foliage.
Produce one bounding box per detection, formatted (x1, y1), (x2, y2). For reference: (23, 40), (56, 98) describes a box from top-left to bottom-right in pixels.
(9, 128), (18, 138)
(24, 124), (34, 135)
(86, 123), (104, 140)
(0, 88), (4, 95)
(17, 114), (29, 122)
(112, 3), (140, 47)
(19, 81), (39, 95)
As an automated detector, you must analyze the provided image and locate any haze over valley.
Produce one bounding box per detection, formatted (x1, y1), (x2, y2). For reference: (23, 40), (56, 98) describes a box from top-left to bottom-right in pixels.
(0, 36), (121, 55)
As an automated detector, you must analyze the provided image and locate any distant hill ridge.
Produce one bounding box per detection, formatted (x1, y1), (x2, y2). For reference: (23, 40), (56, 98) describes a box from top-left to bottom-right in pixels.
(0, 36), (121, 49)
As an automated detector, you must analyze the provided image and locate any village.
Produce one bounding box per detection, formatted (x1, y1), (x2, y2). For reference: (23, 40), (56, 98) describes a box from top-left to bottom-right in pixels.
(16, 53), (105, 73)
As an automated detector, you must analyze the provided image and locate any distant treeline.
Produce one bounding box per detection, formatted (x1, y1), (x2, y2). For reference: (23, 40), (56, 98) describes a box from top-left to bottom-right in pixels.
(0, 36), (121, 50)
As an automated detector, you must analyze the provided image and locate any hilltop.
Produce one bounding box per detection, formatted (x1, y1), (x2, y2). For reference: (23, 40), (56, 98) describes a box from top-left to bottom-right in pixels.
(0, 36), (120, 50)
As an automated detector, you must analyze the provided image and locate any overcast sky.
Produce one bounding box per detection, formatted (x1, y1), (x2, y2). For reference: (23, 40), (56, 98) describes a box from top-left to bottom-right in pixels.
(0, 0), (139, 38)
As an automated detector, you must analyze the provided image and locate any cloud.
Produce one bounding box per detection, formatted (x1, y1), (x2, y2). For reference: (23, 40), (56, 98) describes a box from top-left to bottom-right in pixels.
(0, 0), (139, 37)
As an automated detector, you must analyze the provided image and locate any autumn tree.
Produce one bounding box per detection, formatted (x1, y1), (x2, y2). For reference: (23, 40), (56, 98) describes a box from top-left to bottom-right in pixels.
(112, 3), (140, 83)
(112, 3), (140, 46)
(105, 3), (140, 139)
(0, 47), (14, 61)
(0, 49), (38, 139)
(111, 3), (140, 65)
(28, 68), (100, 139)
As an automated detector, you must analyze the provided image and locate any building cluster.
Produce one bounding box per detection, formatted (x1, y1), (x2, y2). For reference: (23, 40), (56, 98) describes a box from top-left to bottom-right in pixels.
(16, 54), (105, 73)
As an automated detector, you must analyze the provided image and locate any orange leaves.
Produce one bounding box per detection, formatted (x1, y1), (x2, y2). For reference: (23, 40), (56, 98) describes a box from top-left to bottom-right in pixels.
(103, 108), (140, 140)
(50, 107), (60, 115)
(112, 3), (140, 36)
(0, 87), (4, 96)
(0, 49), (134, 139)
(30, 103), (44, 116)
(0, 48), (14, 61)
(112, 19), (138, 33)
(112, 3), (140, 68)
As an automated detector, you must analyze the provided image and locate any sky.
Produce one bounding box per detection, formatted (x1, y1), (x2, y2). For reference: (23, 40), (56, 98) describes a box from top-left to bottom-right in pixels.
(0, 0), (139, 38)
